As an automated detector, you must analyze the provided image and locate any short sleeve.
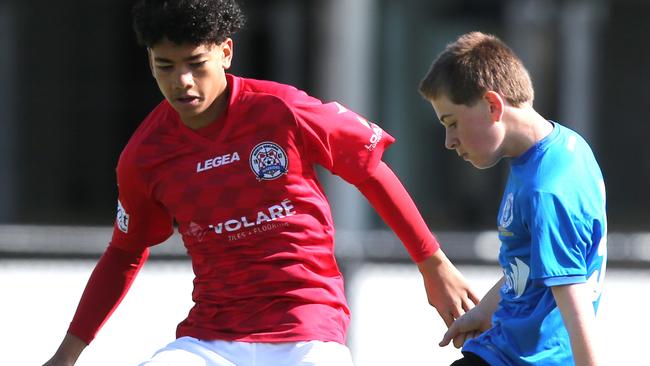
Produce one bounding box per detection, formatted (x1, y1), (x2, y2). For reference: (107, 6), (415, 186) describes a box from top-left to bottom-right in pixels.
(292, 98), (395, 185)
(110, 151), (173, 251)
(528, 191), (589, 286)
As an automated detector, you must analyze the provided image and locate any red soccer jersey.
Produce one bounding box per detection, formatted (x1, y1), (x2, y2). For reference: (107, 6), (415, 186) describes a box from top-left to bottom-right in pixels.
(110, 74), (395, 344)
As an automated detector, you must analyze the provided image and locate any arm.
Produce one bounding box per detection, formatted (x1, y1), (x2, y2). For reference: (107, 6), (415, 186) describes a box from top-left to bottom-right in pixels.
(43, 333), (86, 366)
(43, 245), (149, 366)
(440, 276), (504, 348)
(552, 283), (602, 366)
(355, 161), (479, 326)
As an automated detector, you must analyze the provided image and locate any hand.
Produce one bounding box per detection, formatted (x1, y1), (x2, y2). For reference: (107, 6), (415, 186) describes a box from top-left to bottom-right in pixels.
(439, 306), (491, 348)
(417, 250), (480, 327)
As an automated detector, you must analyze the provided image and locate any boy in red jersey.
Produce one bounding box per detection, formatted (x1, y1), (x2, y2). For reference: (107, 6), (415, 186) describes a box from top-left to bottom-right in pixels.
(44, 1), (478, 365)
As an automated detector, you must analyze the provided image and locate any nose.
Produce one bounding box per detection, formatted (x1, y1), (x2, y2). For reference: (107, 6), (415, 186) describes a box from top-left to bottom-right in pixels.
(173, 68), (194, 90)
(445, 130), (458, 150)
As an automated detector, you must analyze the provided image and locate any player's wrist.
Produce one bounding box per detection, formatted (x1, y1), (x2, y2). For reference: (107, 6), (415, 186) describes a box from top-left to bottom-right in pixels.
(416, 248), (447, 274)
(54, 333), (87, 364)
(44, 353), (77, 366)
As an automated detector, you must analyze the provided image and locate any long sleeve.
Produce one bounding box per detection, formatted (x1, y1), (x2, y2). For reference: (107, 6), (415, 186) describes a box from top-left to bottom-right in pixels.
(355, 161), (439, 262)
(67, 245), (149, 344)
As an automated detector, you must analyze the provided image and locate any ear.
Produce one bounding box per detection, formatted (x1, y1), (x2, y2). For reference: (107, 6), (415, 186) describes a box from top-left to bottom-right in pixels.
(484, 91), (505, 122)
(146, 48), (155, 77)
(220, 38), (234, 70)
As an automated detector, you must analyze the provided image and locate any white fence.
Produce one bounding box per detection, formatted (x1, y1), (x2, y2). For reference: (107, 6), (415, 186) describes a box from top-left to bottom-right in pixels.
(2, 224), (650, 265)
(1, 225), (648, 365)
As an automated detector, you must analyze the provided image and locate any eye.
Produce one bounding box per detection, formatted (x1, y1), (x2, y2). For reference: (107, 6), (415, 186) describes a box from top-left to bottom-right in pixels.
(189, 61), (207, 69)
(156, 65), (173, 71)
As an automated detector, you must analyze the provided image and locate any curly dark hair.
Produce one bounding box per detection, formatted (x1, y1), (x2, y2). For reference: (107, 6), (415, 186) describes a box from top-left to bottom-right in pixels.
(132, 0), (246, 47)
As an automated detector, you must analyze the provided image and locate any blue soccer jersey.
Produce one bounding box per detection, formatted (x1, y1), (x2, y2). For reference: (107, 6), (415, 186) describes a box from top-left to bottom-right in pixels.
(463, 122), (607, 365)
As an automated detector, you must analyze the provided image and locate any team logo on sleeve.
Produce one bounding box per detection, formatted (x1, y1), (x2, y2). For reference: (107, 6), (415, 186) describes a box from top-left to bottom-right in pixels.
(249, 142), (289, 181)
(504, 257), (530, 299)
(356, 115), (383, 151)
(116, 200), (129, 233)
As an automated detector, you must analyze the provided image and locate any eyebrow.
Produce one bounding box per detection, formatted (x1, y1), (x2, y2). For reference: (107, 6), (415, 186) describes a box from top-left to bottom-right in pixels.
(153, 53), (208, 63)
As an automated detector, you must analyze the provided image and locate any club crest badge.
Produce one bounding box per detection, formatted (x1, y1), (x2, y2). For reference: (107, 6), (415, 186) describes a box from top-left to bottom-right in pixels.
(249, 141), (288, 181)
(499, 192), (514, 228)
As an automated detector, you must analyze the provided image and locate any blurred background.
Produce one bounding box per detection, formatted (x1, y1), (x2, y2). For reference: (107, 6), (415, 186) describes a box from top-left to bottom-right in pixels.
(1, 0), (649, 231)
(1, 0), (649, 365)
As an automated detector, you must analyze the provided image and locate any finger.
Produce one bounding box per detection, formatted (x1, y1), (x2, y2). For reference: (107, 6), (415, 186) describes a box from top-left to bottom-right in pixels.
(452, 334), (462, 349)
(468, 289), (480, 305)
(439, 324), (459, 347)
(439, 333), (451, 347)
(450, 303), (463, 320)
(453, 332), (469, 349)
(438, 309), (455, 328)
(461, 331), (474, 346)
(462, 297), (475, 312)
(465, 331), (477, 341)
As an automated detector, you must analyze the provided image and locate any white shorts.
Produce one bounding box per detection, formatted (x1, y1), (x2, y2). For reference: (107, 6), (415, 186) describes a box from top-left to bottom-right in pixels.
(139, 336), (355, 366)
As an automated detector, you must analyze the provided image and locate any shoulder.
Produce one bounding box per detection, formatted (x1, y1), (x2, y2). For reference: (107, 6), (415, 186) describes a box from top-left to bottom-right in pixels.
(519, 125), (604, 210)
(545, 123), (597, 164)
(526, 123), (600, 190)
(234, 75), (322, 113)
(118, 100), (173, 171)
(553, 125), (601, 177)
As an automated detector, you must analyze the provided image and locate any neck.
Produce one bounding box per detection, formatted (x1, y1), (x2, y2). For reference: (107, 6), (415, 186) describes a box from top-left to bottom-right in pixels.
(505, 106), (553, 157)
(187, 92), (229, 130)
(182, 76), (230, 130)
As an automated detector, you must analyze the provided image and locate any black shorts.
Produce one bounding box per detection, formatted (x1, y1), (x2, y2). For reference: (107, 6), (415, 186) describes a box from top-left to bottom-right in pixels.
(450, 351), (491, 366)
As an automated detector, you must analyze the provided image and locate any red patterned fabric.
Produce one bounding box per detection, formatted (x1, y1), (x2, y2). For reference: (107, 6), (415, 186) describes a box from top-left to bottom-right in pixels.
(356, 161), (440, 263)
(79, 75), (395, 344)
(68, 246), (149, 344)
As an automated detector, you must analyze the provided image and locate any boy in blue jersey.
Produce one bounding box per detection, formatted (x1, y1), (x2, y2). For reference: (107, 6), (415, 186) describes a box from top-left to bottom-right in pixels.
(419, 32), (607, 366)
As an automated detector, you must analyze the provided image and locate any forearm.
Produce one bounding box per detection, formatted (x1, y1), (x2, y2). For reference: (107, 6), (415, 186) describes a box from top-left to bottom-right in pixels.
(476, 276), (504, 318)
(552, 283), (601, 366)
(46, 245), (149, 365)
(355, 161), (439, 262)
(44, 333), (87, 366)
(68, 245), (149, 344)
(356, 161), (478, 324)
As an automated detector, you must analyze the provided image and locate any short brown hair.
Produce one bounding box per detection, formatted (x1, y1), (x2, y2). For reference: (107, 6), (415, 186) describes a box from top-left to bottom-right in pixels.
(419, 32), (534, 107)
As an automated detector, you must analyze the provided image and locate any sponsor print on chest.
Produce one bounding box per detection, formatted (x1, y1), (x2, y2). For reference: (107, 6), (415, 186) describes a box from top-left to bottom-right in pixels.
(182, 141), (293, 243)
(185, 199), (296, 244)
(194, 141), (289, 181)
(196, 152), (240, 173)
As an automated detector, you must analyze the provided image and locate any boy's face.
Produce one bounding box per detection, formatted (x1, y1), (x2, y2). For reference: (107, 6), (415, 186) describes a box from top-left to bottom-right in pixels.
(148, 38), (233, 128)
(429, 92), (505, 169)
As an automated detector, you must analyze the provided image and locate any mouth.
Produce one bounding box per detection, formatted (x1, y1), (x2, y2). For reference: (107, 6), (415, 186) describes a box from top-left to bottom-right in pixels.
(175, 95), (201, 105)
